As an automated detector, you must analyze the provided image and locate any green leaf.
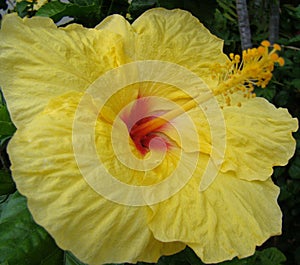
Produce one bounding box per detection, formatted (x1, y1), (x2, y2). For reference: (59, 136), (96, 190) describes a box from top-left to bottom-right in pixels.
(0, 105), (16, 137)
(184, 247), (204, 265)
(36, 0), (99, 25)
(0, 192), (64, 265)
(128, 0), (157, 19)
(0, 136), (12, 148)
(0, 195), (8, 215)
(70, 0), (94, 6)
(254, 85), (276, 101)
(256, 248), (286, 265)
(0, 121), (15, 136)
(64, 252), (87, 265)
(157, 0), (183, 9)
(289, 155), (300, 179)
(274, 90), (289, 106)
(220, 247), (286, 265)
(0, 170), (15, 196)
(216, 0), (237, 21)
(0, 105), (11, 123)
(291, 78), (300, 89)
(295, 5), (300, 19)
(35, 1), (68, 20)
(287, 34), (300, 45)
(40, 248), (64, 265)
(182, 0), (218, 29)
(16, 1), (31, 18)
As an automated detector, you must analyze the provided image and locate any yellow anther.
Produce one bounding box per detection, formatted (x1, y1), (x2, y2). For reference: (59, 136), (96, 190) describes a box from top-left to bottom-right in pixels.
(234, 55), (240, 62)
(273, 44), (281, 51)
(261, 40), (271, 47)
(237, 102), (242, 107)
(230, 53), (234, 60)
(271, 53), (279, 61)
(258, 46), (266, 54)
(278, 57), (285, 66)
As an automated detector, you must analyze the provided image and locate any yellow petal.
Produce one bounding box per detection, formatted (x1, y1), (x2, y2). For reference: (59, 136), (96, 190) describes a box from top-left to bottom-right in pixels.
(8, 91), (185, 264)
(0, 13), (125, 127)
(96, 14), (135, 59)
(97, 8), (228, 87)
(148, 170), (282, 263)
(189, 175), (282, 263)
(221, 97), (298, 181)
(133, 9), (228, 76)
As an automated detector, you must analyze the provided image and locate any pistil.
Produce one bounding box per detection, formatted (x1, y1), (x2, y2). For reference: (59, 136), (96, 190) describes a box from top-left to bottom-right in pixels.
(129, 98), (199, 155)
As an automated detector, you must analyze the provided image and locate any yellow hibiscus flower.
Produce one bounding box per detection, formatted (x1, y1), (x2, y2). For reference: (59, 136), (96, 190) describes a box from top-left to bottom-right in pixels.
(0, 8), (298, 265)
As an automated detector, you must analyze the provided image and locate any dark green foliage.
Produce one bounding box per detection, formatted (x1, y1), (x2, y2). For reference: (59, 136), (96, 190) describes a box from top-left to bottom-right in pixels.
(0, 192), (64, 265)
(36, 0), (100, 25)
(106, 247), (287, 265)
(35, 0), (129, 27)
(128, 0), (218, 28)
(0, 170), (15, 196)
(0, 93), (16, 196)
(0, 0), (8, 20)
(0, 95), (15, 144)
(64, 252), (88, 265)
(0, 0), (7, 11)
(127, 0), (156, 19)
(221, 248), (286, 265)
(210, 0), (241, 53)
(16, 1), (33, 18)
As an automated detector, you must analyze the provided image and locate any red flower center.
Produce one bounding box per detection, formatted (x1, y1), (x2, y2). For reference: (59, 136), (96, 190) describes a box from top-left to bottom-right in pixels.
(129, 116), (168, 155)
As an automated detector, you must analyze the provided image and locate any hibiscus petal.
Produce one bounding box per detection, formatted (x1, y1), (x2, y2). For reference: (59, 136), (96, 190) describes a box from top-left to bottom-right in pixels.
(96, 14), (135, 59)
(221, 97), (298, 181)
(0, 14), (125, 127)
(8, 91), (185, 264)
(133, 8), (228, 74)
(97, 8), (228, 87)
(189, 175), (282, 263)
(148, 170), (282, 263)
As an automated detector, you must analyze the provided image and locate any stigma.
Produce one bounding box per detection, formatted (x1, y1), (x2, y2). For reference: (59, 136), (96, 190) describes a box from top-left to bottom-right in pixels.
(129, 115), (172, 155)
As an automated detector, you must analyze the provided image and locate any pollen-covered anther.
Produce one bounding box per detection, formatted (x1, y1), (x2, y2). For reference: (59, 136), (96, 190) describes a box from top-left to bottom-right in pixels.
(271, 53), (279, 61)
(261, 40), (271, 47)
(277, 57), (285, 66)
(212, 40), (285, 100)
(273, 43), (281, 51)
